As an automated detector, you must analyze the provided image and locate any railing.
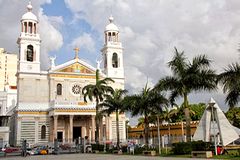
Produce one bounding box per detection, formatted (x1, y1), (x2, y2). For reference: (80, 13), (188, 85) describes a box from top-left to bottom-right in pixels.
(106, 42), (122, 46)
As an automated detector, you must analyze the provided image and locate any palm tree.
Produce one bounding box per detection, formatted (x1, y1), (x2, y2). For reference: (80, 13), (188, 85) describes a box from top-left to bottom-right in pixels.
(161, 107), (178, 144)
(124, 84), (168, 148)
(155, 47), (217, 142)
(137, 117), (145, 128)
(99, 89), (127, 149)
(149, 91), (169, 155)
(82, 69), (114, 144)
(218, 63), (240, 108)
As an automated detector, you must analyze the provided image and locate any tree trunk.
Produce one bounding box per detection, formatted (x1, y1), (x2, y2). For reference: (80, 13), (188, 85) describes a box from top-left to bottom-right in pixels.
(95, 100), (100, 144)
(168, 121), (170, 145)
(116, 110), (120, 150)
(183, 93), (191, 142)
(181, 121), (184, 142)
(157, 116), (161, 155)
(144, 116), (149, 148)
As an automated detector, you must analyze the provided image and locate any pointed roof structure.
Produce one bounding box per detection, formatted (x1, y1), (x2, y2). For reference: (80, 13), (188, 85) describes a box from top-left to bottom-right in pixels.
(193, 98), (240, 146)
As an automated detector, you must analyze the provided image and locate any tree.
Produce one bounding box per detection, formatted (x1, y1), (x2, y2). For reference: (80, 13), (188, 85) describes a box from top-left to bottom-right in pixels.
(137, 116), (156, 128)
(82, 69), (114, 144)
(137, 117), (145, 128)
(225, 107), (240, 128)
(189, 103), (205, 121)
(161, 107), (178, 144)
(149, 90), (169, 155)
(99, 89), (127, 149)
(155, 47), (217, 142)
(124, 84), (168, 148)
(171, 103), (205, 122)
(218, 63), (240, 108)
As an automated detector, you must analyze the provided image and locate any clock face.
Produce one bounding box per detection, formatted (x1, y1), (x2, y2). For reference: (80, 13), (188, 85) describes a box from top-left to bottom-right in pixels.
(72, 84), (81, 95)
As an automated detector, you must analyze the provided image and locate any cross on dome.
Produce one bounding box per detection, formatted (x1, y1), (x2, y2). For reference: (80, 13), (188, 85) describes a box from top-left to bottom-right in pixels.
(74, 47), (80, 59)
(109, 15), (114, 23)
(27, 1), (33, 12)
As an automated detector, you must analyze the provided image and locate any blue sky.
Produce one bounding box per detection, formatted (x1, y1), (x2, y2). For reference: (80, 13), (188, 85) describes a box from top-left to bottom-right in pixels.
(1, 0), (240, 125)
(41, 0), (102, 65)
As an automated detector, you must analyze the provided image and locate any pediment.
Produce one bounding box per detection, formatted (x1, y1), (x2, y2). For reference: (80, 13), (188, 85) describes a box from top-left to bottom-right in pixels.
(56, 62), (95, 74)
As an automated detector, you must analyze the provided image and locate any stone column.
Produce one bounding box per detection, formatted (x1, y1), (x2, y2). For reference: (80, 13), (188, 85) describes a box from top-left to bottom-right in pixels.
(69, 115), (74, 142)
(105, 116), (109, 141)
(82, 127), (86, 138)
(99, 118), (103, 142)
(91, 115), (95, 142)
(16, 117), (22, 146)
(34, 117), (40, 144)
(53, 115), (58, 141)
(86, 118), (90, 139)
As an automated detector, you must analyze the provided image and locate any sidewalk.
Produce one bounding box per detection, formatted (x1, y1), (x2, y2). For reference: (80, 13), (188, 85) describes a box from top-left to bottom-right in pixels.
(2, 154), (197, 160)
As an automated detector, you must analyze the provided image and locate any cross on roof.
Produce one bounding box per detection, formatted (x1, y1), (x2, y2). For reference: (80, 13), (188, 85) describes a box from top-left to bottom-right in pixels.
(74, 47), (80, 59)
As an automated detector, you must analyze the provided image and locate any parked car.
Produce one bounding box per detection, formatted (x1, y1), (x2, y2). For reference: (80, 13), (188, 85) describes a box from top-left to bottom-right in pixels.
(26, 148), (35, 155)
(2, 147), (21, 153)
(33, 146), (48, 155)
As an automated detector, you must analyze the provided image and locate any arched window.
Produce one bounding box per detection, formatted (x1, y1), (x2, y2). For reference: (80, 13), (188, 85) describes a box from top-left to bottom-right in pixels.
(27, 45), (34, 62)
(24, 22), (27, 33)
(108, 32), (111, 41)
(28, 22), (33, 33)
(112, 53), (118, 68)
(57, 83), (62, 95)
(41, 125), (46, 139)
(112, 32), (116, 42)
(104, 54), (107, 68)
(34, 23), (36, 34)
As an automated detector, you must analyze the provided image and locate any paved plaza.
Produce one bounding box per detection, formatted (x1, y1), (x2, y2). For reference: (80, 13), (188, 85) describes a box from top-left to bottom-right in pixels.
(2, 154), (196, 160)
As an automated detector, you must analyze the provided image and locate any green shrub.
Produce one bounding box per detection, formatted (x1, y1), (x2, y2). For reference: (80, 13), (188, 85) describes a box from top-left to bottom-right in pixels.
(133, 146), (146, 154)
(191, 141), (212, 151)
(172, 141), (212, 155)
(172, 142), (192, 155)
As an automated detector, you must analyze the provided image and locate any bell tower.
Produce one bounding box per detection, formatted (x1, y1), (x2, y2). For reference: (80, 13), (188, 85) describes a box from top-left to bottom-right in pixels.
(17, 1), (41, 73)
(101, 16), (124, 80)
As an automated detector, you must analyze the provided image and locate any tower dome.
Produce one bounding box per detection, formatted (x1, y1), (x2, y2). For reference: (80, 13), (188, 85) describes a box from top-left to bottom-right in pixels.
(105, 16), (119, 32)
(21, 1), (38, 22)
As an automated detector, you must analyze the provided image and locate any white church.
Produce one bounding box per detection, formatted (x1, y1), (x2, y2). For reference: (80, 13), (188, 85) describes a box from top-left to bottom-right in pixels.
(10, 2), (126, 146)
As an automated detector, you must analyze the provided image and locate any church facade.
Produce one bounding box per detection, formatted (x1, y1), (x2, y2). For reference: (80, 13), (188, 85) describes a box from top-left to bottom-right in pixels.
(10, 2), (126, 146)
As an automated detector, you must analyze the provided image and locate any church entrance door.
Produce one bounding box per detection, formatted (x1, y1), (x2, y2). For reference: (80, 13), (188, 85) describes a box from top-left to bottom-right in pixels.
(73, 127), (82, 141)
(57, 131), (63, 142)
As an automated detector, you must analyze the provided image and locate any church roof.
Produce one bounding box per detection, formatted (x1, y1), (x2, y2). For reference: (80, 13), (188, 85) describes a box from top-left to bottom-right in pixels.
(22, 12), (37, 22)
(21, 1), (38, 22)
(105, 16), (119, 32)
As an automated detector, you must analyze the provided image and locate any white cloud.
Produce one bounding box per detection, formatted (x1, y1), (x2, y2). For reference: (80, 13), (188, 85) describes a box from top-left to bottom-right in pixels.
(0, 0), (63, 70)
(63, 0), (240, 109)
(48, 16), (64, 30)
(1, 0), (240, 109)
(38, 9), (64, 70)
(69, 33), (96, 53)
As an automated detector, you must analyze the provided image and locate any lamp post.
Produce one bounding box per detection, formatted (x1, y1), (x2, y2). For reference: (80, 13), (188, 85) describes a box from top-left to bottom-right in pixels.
(157, 116), (161, 155)
(103, 115), (107, 153)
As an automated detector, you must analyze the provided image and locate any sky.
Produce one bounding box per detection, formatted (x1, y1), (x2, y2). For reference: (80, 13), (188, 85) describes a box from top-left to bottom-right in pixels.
(1, 0), (240, 125)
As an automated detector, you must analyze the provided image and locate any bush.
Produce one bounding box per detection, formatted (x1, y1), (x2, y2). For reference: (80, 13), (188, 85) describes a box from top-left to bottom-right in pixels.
(133, 145), (146, 154)
(172, 142), (192, 155)
(172, 141), (212, 155)
(191, 141), (212, 151)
